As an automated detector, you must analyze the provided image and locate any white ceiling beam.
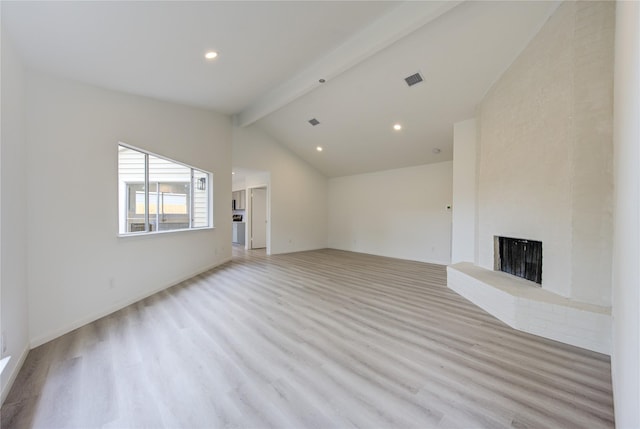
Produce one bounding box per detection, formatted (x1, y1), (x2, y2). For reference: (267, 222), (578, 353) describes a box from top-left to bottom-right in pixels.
(234, 0), (463, 128)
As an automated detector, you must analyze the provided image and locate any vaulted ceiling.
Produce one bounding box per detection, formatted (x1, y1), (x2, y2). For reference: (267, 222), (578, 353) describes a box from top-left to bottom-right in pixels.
(2, 1), (559, 177)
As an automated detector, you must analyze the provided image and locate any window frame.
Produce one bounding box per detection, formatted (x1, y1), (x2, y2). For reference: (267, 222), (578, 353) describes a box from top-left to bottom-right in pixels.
(117, 142), (213, 237)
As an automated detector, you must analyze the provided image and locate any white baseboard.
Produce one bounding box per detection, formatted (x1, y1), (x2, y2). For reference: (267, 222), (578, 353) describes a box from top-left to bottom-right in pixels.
(30, 258), (231, 349)
(326, 246), (450, 266)
(1, 345), (29, 405)
(273, 246), (329, 255)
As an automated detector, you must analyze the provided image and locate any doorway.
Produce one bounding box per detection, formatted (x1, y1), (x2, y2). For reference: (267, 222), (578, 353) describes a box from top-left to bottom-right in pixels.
(250, 187), (267, 249)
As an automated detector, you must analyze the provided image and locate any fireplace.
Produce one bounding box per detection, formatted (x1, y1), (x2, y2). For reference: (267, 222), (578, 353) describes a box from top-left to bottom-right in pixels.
(494, 236), (542, 284)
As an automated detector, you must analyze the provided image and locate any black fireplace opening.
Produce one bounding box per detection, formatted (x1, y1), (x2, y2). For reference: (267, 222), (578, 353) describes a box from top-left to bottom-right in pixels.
(495, 236), (542, 285)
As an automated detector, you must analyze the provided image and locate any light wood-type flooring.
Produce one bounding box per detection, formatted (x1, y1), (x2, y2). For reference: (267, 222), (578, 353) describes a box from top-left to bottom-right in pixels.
(2, 247), (614, 428)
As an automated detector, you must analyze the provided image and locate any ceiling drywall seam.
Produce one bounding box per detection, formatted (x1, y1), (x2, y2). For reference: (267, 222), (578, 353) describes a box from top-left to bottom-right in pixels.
(234, 1), (463, 128)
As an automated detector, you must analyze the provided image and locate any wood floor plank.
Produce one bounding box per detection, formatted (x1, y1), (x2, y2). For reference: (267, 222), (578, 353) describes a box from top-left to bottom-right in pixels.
(2, 246), (614, 428)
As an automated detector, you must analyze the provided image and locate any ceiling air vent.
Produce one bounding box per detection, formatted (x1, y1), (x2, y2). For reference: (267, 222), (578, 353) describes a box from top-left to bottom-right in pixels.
(308, 118), (320, 126)
(404, 72), (424, 87)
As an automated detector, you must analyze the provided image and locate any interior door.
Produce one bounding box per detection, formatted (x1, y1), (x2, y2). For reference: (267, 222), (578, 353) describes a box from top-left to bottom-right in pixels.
(251, 187), (267, 249)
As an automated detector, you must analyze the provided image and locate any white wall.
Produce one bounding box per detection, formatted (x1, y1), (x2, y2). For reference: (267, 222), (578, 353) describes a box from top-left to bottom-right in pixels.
(0, 30), (30, 403)
(451, 119), (477, 264)
(244, 172), (270, 190)
(611, 1), (640, 427)
(26, 72), (232, 346)
(232, 179), (246, 192)
(328, 162), (452, 264)
(477, 1), (614, 306)
(232, 125), (327, 254)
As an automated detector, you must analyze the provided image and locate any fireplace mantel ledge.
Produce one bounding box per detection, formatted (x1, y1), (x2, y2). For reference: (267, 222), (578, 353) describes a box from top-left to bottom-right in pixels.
(448, 262), (610, 314)
(447, 262), (611, 354)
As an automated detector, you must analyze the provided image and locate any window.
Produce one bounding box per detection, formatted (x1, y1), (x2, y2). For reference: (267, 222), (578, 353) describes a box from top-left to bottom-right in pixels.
(118, 144), (212, 235)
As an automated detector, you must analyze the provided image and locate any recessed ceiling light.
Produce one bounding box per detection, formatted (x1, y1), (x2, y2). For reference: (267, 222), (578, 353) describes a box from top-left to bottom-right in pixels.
(393, 123), (402, 131)
(232, 171), (235, 175)
(316, 146), (323, 152)
(205, 51), (218, 60)
(432, 148), (441, 154)
(319, 79), (326, 83)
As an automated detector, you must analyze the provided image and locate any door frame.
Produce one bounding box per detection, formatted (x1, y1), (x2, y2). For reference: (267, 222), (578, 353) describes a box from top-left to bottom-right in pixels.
(245, 184), (270, 254)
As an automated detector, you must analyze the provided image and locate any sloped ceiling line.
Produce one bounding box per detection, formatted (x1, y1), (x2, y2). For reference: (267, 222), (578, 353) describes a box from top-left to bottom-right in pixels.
(234, 1), (463, 128)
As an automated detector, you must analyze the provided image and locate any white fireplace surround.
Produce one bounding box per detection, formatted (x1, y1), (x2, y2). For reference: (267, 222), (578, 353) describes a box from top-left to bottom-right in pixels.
(447, 262), (611, 354)
(448, 2), (614, 356)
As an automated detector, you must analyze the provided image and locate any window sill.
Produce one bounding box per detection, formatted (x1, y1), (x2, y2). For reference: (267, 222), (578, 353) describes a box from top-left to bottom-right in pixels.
(117, 226), (214, 239)
(0, 356), (10, 376)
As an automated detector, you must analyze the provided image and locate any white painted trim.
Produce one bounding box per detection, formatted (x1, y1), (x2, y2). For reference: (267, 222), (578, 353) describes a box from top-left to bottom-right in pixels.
(117, 226), (214, 239)
(273, 246), (331, 256)
(245, 184), (270, 255)
(0, 357), (10, 376)
(326, 247), (450, 266)
(117, 141), (215, 236)
(1, 345), (29, 405)
(29, 258), (231, 348)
